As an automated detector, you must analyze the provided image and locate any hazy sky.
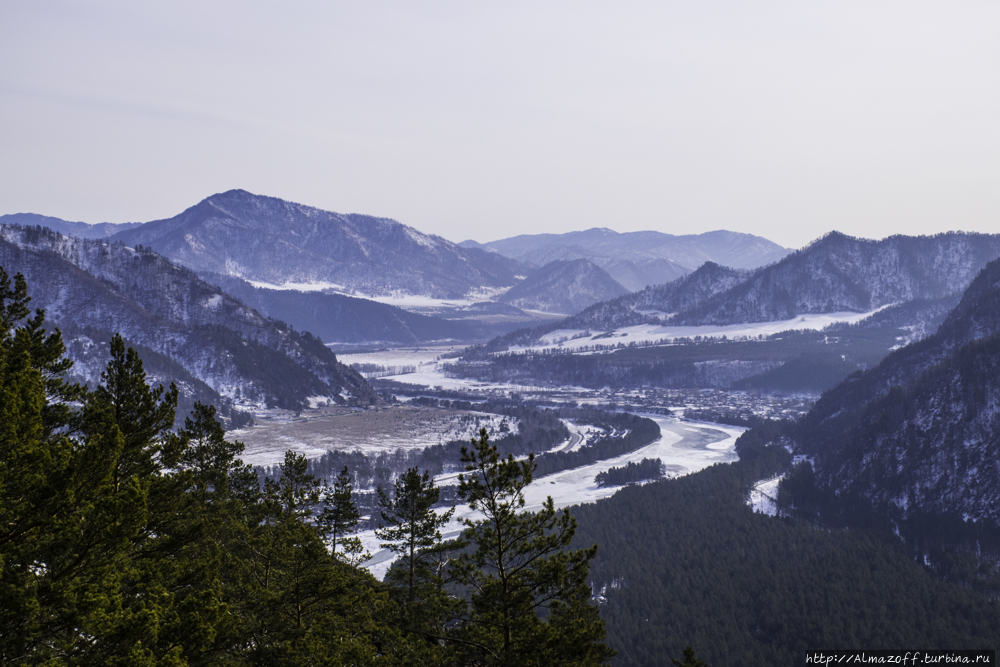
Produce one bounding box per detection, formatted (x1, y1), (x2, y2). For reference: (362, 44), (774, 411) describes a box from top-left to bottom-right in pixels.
(1, 1), (997, 249)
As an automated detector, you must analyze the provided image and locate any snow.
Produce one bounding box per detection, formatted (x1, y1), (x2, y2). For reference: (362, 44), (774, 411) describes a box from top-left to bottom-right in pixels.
(338, 346), (575, 395)
(748, 475), (784, 516)
(515, 308), (893, 354)
(247, 279), (350, 293)
(359, 415), (742, 579)
(244, 282), (512, 310)
(404, 227), (438, 249)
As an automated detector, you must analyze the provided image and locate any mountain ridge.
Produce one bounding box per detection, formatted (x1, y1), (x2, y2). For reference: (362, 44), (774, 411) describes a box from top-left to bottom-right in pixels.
(109, 189), (530, 299)
(0, 224), (376, 410)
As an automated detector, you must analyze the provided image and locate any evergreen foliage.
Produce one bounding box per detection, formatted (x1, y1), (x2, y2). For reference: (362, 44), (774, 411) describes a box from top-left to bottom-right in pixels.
(1, 271), (614, 665)
(377, 467), (455, 602)
(320, 465), (367, 565)
(451, 428), (614, 666)
(594, 458), (665, 487)
(571, 457), (1000, 666)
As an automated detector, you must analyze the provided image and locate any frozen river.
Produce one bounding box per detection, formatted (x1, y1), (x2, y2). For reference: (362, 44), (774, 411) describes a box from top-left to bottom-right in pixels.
(359, 415), (742, 578)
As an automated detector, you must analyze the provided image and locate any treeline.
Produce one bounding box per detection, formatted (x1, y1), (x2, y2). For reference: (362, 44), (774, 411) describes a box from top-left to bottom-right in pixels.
(571, 450), (1000, 666)
(451, 327), (901, 394)
(595, 458), (665, 487)
(0, 269), (613, 666)
(533, 411), (661, 478)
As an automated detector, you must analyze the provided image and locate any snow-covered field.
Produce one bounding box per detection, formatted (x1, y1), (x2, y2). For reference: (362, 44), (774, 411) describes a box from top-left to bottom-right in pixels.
(246, 282), (511, 311)
(338, 346), (569, 394)
(359, 415), (743, 578)
(513, 308), (891, 354)
(233, 406), (516, 468)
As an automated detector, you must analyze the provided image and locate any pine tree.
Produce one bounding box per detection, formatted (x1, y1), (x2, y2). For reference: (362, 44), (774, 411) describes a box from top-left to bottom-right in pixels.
(320, 466), (367, 565)
(240, 451), (386, 665)
(451, 427), (614, 667)
(86, 333), (178, 489)
(376, 467), (455, 602)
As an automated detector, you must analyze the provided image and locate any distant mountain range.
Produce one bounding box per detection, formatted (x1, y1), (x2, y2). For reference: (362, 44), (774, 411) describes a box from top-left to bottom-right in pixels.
(489, 231), (1000, 350)
(9, 190), (801, 326)
(462, 227), (790, 291)
(0, 225), (376, 414)
(0, 212), (142, 238)
(202, 272), (483, 345)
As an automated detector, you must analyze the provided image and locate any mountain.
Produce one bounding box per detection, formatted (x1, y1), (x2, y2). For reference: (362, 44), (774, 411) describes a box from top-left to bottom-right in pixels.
(109, 190), (530, 299)
(673, 231), (1000, 326)
(0, 224), (376, 411)
(463, 227), (789, 291)
(495, 259), (629, 315)
(783, 258), (1000, 522)
(479, 262), (752, 351)
(0, 213), (142, 238)
(495, 231), (1000, 349)
(202, 272), (481, 345)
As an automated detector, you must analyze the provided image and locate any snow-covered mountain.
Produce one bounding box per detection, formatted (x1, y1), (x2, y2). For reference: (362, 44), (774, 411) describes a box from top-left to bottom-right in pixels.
(492, 231), (1000, 350)
(785, 258), (1000, 521)
(109, 190), (529, 299)
(673, 232), (1000, 326)
(463, 227), (789, 291)
(0, 225), (376, 411)
(495, 259), (629, 315)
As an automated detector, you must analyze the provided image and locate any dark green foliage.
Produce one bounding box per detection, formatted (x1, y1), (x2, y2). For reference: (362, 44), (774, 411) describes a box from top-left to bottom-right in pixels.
(320, 466), (366, 564)
(571, 460), (1000, 667)
(2, 270), (614, 665)
(377, 468), (454, 602)
(673, 646), (711, 667)
(451, 428), (614, 666)
(594, 458), (665, 487)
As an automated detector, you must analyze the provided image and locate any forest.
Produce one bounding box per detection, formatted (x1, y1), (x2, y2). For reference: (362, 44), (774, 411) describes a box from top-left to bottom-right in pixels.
(0, 268), (612, 666)
(571, 448), (1000, 666)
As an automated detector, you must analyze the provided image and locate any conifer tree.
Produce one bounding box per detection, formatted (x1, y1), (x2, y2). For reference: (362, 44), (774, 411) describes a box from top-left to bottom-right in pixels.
(452, 427), (614, 667)
(376, 467), (455, 602)
(86, 333), (178, 488)
(321, 465), (367, 565)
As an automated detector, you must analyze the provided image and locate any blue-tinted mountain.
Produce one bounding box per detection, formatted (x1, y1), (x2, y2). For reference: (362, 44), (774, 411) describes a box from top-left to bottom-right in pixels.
(674, 231), (1000, 325)
(202, 272), (481, 345)
(785, 259), (1000, 521)
(109, 190), (529, 299)
(495, 259), (629, 315)
(463, 227), (789, 291)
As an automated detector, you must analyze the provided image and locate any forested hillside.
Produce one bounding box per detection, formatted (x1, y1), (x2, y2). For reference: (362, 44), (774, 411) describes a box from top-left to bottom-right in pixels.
(571, 457), (1000, 666)
(204, 272), (480, 345)
(0, 225), (375, 409)
(786, 258), (1000, 522)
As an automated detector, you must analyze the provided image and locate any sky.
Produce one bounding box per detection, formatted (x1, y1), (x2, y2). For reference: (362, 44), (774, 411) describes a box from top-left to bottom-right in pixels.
(1, 1), (997, 249)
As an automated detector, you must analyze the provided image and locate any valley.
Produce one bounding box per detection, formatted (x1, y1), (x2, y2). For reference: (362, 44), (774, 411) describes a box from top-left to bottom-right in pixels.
(6, 193), (1000, 665)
